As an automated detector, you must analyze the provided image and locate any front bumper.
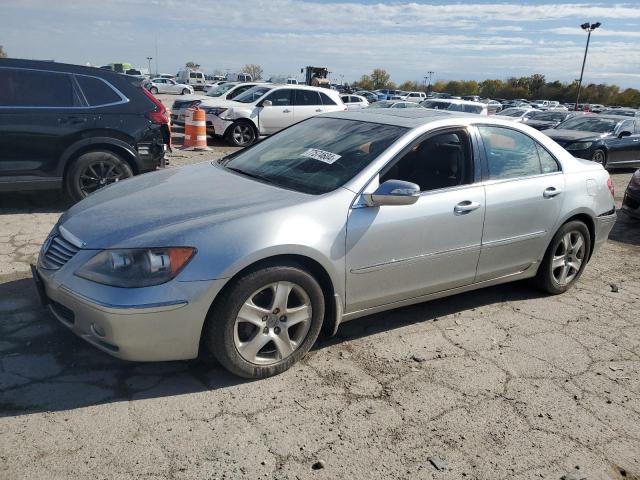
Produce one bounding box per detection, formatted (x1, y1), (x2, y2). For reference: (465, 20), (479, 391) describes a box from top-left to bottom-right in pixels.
(622, 188), (640, 219)
(206, 114), (233, 137)
(593, 211), (617, 255)
(35, 255), (226, 362)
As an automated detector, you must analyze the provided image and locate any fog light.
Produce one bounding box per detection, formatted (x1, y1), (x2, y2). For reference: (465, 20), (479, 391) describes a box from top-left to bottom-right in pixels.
(91, 323), (106, 337)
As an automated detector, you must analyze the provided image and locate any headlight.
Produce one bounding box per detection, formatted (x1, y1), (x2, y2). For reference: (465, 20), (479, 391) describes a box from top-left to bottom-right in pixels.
(75, 247), (196, 288)
(201, 107), (228, 117)
(189, 100), (202, 108)
(631, 170), (640, 186)
(566, 142), (593, 150)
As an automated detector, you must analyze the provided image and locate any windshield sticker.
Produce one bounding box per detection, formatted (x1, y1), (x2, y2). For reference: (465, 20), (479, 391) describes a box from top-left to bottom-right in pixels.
(301, 148), (342, 164)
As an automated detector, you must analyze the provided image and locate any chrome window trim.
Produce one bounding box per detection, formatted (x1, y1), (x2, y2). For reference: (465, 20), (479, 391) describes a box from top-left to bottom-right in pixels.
(0, 66), (129, 109)
(480, 170), (564, 187)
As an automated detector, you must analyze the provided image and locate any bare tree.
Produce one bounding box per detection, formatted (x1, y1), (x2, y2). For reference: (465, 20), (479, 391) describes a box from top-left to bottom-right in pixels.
(241, 64), (263, 80)
(185, 61), (200, 69)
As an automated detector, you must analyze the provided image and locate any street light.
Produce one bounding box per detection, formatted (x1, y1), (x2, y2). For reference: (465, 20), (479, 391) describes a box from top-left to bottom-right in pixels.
(146, 57), (153, 76)
(426, 71), (434, 92)
(575, 22), (601, 110)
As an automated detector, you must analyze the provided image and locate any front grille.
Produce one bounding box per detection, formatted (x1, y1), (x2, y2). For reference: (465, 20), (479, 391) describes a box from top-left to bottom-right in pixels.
(42, 233), (80, 269)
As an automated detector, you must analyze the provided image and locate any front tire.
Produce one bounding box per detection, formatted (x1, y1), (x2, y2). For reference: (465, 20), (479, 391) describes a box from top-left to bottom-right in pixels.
(150, 86), (158, 94)
(65, 150), (133, 202)
(181, 88), (189, 95)
(226, 120), (256, 147)
(591, 149), (607, 167)
(204, 265), (325, 378)
(534, 221), (591, 294)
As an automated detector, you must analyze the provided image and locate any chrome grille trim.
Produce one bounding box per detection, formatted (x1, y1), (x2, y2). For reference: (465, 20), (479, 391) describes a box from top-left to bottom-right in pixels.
(42, 228), (82, 270)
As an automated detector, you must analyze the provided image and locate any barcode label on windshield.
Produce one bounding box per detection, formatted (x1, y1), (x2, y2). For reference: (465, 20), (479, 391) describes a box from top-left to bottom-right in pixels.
(301, 148), (342, 164)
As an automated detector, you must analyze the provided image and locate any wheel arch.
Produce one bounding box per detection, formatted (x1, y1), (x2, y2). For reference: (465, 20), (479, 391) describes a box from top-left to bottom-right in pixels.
(201, 253), (340, 347)
(59, 137), (140, 178)
(222, 117), (258, 141)
(554, 212), (596, 261)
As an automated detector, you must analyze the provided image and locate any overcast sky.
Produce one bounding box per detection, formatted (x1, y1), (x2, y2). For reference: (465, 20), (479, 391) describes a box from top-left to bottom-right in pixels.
(2, 0), (640, 87)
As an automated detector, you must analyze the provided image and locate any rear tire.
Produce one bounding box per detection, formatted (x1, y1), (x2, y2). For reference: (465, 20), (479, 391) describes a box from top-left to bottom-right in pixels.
(65, 150), (133, 202)
(226, 120), (257, 147)
(534, 221), (591, 295)
(204, 264), (325, 378)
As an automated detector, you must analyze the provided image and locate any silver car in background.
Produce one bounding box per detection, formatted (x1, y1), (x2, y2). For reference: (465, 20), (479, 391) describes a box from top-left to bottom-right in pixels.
(34, 110), (617, 378)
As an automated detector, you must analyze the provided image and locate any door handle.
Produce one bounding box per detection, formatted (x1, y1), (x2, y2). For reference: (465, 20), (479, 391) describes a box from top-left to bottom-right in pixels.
(58, 117), (87, 125)
(282, 109), (291, 113)
(543, 187), (562, 198)
(315, 109), (322, 112)
(454, 200), (481, 215)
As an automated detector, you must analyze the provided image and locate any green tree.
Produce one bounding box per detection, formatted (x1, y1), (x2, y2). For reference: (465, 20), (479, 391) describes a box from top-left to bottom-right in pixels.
(241, 64), (263, 80)
(399, 80), (420, 91)
(371, 68), (391, 89)
(185, 61), (200, 69)
(0, 45), (7, 58)
(529, 74), (546, 95)
(356, 74), (374, 91)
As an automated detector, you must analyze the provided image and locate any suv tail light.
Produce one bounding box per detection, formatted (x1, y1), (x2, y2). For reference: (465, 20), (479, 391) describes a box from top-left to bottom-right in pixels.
(607, 175), (615, 198)
(142, 87), (169, 125)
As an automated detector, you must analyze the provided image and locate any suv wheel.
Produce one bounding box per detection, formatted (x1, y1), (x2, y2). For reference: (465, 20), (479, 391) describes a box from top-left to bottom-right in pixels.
(534, 221), (591, 294)
(65, 150), (133, 202)
(226, 121), (256, 147)
(204, 264), (325, 378)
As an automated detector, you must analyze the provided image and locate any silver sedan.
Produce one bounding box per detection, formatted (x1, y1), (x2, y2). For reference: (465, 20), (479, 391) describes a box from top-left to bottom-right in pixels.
(34, 110), (617, 378)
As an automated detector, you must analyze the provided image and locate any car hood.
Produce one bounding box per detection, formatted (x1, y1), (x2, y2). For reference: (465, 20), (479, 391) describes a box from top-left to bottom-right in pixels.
(542, 129), (602, 143)
(58, 162), (310, 249)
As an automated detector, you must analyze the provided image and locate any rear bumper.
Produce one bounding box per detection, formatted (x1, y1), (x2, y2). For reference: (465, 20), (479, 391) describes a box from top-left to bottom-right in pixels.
(593, 211), (617, 255)
(622, 188), (640, 219)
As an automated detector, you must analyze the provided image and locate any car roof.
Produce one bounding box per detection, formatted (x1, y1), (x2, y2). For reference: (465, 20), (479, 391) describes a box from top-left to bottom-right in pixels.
(0, 58), (127, 81)
(593, 114), (635, 121)
(323, 108), (470, 127)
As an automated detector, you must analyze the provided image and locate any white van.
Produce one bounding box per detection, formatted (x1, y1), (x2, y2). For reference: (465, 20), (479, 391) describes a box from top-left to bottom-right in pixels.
(177, 69), (206, 90)
(226, 72), (253, 82)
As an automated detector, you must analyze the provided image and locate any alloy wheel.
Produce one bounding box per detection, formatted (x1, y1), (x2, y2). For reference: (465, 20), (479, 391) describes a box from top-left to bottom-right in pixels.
(551, 230), (585, 286)
(79, 161), (129, 196)
(232, 124), (254, 146)
(233, 281), (312, 365)
(592, 150), (606, 165)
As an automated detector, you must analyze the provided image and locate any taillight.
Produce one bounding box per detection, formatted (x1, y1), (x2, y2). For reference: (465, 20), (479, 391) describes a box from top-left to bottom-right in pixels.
(142, 87), (169, 125)
(607, 176), (615, 198)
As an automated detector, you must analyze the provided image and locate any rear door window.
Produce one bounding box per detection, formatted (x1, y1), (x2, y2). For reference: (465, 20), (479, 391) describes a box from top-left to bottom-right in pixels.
(294, 89), (322, 106)
(0, 67), (80, 107)
(478, 126), (542, 180)
(75, 75), (123, 106)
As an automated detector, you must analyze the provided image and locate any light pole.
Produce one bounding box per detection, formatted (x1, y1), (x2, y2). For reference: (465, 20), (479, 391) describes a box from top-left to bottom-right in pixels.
(146, 56), (153, 76)
(427, 71), (434, 92)
(575, 22), (600, 110)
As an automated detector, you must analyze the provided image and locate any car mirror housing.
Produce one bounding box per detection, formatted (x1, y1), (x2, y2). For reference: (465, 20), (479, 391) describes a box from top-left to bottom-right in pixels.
(619, 131), (632, 138)
(364, 180), (421, 207)
(262, 100), (272, 107)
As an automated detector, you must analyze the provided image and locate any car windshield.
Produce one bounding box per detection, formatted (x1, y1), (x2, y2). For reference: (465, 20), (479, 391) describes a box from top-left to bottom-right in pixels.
(233, 86), (272, 103)
(447, 103), (483, 114)
(602, 109), (635, 117)
(368, 101), (394, 108)
(206, 83), (237, 97)
(531, 111), (566, 121)
(221, 117), (408, 194)
(499, 108), (527, 117)
(557, 117), (618, 133)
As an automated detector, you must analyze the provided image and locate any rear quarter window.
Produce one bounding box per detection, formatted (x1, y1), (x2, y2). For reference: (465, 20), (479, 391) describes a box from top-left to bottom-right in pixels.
(319, 92), (337, 106)
(75, 75), (123, 106)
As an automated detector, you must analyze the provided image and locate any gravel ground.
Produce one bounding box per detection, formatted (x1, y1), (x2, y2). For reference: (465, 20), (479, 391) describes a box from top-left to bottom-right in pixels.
(1, 100), (640, 479)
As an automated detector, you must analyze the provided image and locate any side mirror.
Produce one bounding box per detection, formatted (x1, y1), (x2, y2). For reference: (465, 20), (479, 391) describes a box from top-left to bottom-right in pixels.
(262, 100), (272, 107)
(363, 180), (420, 207)
(619, 130), (632, 138)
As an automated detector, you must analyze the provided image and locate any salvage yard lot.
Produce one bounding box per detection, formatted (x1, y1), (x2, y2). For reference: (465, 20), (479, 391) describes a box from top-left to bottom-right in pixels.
(1, 120), (640, 478)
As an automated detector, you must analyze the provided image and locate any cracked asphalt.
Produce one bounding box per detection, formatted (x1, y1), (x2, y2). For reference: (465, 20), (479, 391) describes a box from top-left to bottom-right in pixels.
(1, 111), (640, 479)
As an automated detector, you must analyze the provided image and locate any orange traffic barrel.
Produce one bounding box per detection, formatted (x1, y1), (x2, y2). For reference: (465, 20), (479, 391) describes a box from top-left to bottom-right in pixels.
(182, 107), (210, 150)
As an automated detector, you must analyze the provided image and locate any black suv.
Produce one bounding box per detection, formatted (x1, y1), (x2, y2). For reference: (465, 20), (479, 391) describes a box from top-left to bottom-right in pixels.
(0, 59), (170, 201)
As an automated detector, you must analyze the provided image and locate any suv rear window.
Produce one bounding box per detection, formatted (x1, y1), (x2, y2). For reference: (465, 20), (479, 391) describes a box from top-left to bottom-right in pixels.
(75, 75), (123, 106)
(0, 67), (79, 107)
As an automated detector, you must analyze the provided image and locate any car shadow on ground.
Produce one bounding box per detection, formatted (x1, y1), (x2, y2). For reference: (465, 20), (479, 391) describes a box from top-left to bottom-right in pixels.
(0, 190), (72, 215)
(609, 209), (640, 247)
(0, 272), (544, 418)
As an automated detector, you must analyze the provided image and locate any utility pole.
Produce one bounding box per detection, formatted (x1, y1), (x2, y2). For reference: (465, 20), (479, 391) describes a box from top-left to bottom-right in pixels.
(427, 71), (434, 92)
(575, 22), (601, 110)
(146, 57), (153, 76)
